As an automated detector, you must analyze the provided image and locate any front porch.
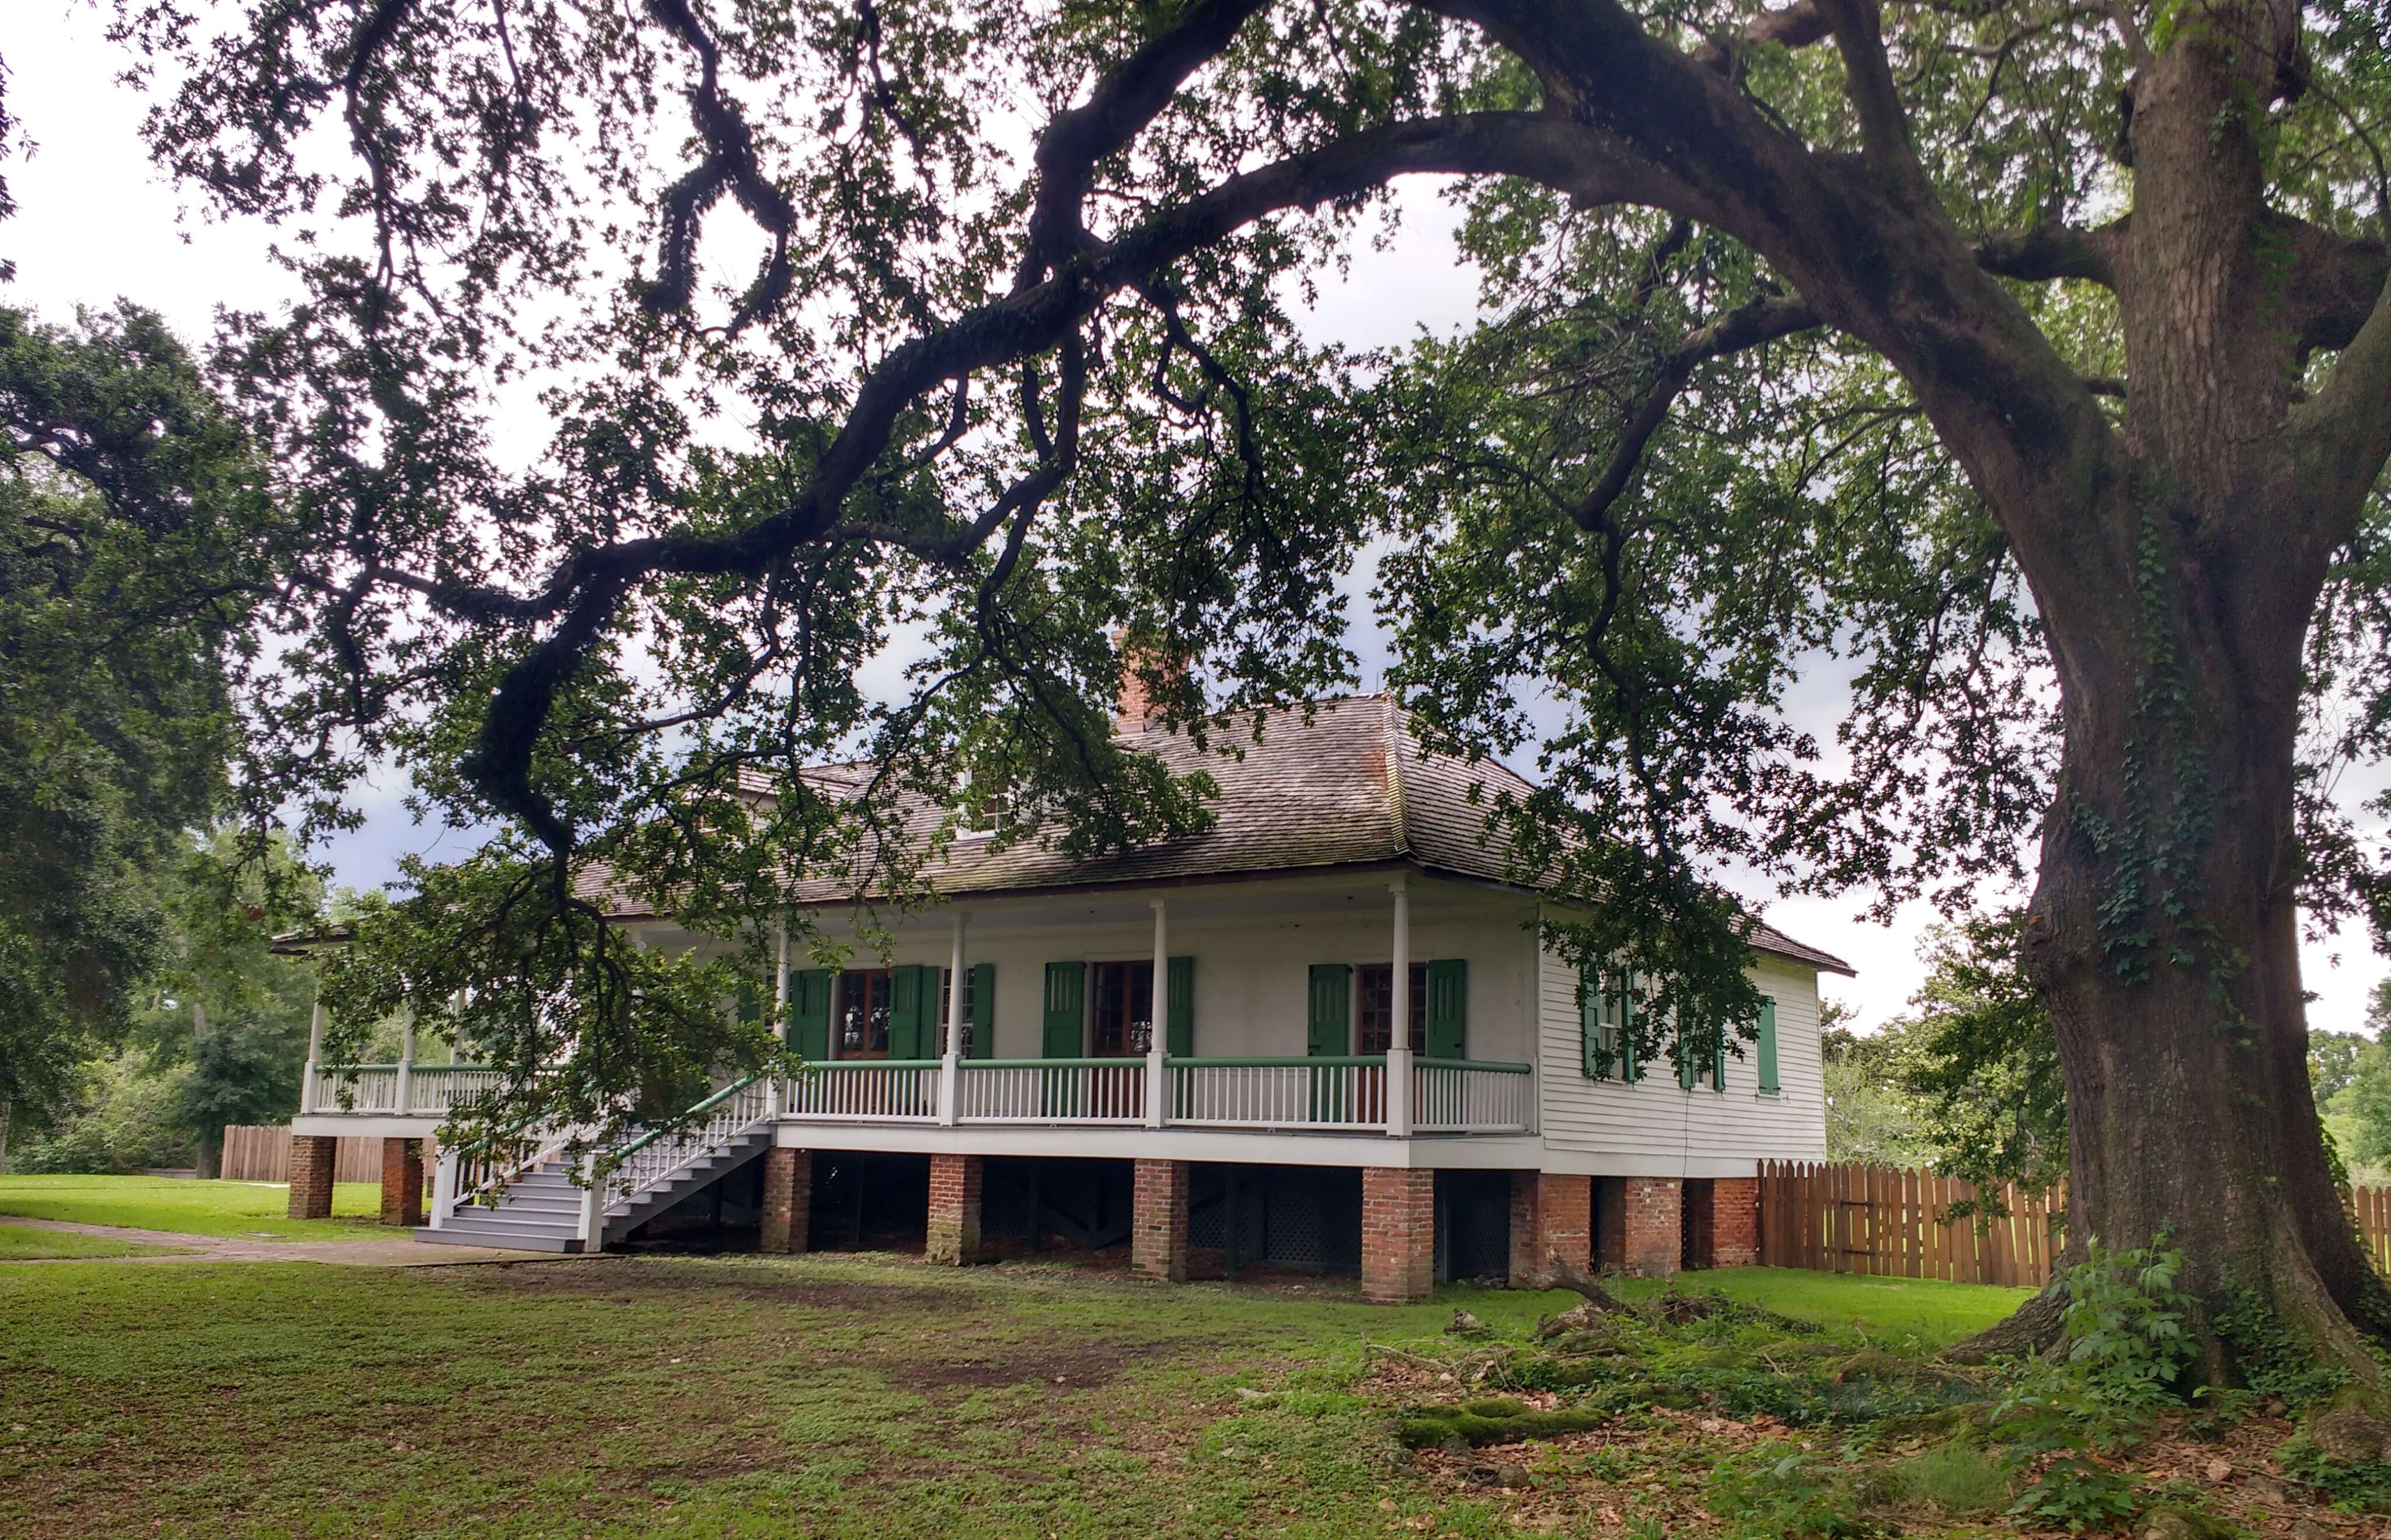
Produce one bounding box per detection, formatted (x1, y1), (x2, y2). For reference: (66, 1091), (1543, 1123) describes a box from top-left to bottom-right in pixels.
(298, 1053), (1536, 1139)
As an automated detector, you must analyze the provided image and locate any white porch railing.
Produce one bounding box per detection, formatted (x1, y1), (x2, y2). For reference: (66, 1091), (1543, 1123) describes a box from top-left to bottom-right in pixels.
(955, 1058), (1146, 1124)
(779, 1061), (941, 1123)
(313, 1055), (1532, 1136)
(1167, 1057), (1391, 1131)
(602, 1076), (773, 1210)
(1411, 1058), (1534, 1133)
(311, 1063), (505, 1116)
(401, 1066), (504, 1116)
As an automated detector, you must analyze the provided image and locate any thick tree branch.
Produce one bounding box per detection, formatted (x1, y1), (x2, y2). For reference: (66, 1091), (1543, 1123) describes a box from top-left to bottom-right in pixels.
(2293, 271), (2391, 532)
(2274, 215), (2391, 356)
(1571, 294), (1824, 531)
(1814, 0), (1923, 182)
(1021, 0), (1272, 284)
(1974, 221), (2121, 289)
(453, 110), (1597, 847)
(641, 0), (798, 331)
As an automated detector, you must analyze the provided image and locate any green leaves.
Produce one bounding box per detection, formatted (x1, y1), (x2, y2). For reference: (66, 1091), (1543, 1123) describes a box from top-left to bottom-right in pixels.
(0, 304), (279, 1131)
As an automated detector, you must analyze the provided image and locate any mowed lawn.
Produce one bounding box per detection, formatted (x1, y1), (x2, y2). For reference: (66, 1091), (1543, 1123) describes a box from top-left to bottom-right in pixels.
(0, 1250), (2027, 1540)
(0, 1224), (187, 1260)
(0, 1175), (385, 1240)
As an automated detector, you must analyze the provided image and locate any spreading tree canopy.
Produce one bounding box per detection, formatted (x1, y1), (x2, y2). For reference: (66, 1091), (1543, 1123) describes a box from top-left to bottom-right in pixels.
(59, 0), (2391, 1393)
(0, 304), (280, 1135)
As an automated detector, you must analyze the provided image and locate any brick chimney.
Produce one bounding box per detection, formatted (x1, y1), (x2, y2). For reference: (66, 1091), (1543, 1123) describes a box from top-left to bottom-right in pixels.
(1111, 628), (1178, 736)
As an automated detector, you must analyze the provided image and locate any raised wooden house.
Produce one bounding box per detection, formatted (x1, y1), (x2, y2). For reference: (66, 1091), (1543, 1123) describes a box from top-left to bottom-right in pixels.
(288, 694), (1848, 1299)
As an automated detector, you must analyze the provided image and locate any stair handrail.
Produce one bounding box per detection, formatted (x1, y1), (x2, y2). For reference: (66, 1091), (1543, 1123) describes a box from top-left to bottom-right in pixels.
(454, 1113), (600, 1212)
(598, 1073), (772, 1213)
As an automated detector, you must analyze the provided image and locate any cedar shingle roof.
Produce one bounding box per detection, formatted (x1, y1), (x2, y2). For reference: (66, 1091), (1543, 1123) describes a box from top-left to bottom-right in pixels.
(583, 693), (1853, 977)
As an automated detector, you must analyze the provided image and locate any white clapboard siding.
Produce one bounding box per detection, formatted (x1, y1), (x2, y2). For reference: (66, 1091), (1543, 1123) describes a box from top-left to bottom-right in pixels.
(1533, 940), (1829, 1170)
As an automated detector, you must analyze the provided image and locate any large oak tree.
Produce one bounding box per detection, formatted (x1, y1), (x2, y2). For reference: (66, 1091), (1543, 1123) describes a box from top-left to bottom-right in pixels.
(66, 0), (2391, 1395)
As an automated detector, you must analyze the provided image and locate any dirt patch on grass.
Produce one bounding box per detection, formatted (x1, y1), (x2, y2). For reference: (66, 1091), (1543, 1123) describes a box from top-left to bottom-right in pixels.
(453, 1256), (954, 1312)
(881, 1339), (1180, 1395)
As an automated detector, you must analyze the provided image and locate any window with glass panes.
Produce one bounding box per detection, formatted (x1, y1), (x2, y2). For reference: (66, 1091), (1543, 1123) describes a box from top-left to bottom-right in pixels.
(1356, 962), (1428, 1053)
(835, 969), (893, 1058)
(1088, 960), (1154, 1055)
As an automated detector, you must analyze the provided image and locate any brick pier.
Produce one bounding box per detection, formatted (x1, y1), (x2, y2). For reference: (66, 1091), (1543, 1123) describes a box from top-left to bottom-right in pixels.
(379, 1138), (424, 1227)
(1705, 1176), (1759, 1268)
(1362, 1167), (1436, 1303)
(1131, 1159), (1190, 1283)
(287, 1134), (337, 1220)
(926, 1153), (985, 1265)
(1598, 1175), (1684, 1278)
(1508, 1172), (1592, 1283)
(759, 1148), (813, 1255)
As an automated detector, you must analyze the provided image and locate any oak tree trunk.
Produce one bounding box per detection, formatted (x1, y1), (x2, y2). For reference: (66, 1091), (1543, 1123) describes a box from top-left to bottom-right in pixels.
(2022, 512), (2391, 1385)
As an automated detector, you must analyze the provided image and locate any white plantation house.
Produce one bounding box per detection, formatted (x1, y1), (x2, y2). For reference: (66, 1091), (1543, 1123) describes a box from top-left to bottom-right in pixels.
(287, 692), (1848, 1301)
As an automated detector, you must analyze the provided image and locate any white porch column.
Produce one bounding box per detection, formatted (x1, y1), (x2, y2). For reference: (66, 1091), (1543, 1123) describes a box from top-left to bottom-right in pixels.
(1386, 880), (1413, 1137)
(769, 919), (791, 1119)
(428, 1148), (456, 1229)
(1145, 899), (1169, 1129)
(939, 910), (967, 1126)
(299, 989), (326, 1115)
(578, 1147), (605, 1252)
(395, 1005), (417, 1117)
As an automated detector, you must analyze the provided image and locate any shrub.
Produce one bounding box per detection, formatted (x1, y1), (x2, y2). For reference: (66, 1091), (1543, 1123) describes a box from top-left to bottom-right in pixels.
(2277, 1430), (2391, 1514)
(12, 1048), (194, 1173)
(2007, 1457), (2142, 1530)
(2057, 1239), (2195, 1410)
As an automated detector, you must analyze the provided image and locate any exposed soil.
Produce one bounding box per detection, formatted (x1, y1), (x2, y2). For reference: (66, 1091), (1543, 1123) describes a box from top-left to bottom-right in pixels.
(450, 1255), (954, 1311)
(880, 1339), (1181, 1395)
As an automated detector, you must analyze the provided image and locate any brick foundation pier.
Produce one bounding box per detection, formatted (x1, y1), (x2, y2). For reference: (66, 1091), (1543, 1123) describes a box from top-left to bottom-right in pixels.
(287, 1134), (337, 1220)
(759, 1148), (813, 1255)
(1598, 1175), (1684, 1278)
(379, 1137), (424, 1228)
(1131, 1159), (1190, 1283)
(1362, 1167), (1436, 1303)
(1508, 1172), (1593, 1283)
(926, 1153), (985, 1265)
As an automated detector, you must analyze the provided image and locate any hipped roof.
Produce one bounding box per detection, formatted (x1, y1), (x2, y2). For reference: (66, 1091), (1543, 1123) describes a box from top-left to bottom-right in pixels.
(580, 692), (1854, 977)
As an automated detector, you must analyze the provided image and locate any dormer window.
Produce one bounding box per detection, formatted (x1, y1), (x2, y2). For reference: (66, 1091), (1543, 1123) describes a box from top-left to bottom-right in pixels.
(958, 789), (1010, 839)
(955, 771), (1011, 840)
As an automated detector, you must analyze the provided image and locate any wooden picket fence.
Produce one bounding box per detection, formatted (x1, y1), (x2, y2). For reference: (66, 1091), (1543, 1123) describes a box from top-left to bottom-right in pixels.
(219, 1124), (396, 1185)
(2350, 1185), (2391, 1276)
(1761, 1161), (2391, 1288)
(1759, 1160), (2064, 1287)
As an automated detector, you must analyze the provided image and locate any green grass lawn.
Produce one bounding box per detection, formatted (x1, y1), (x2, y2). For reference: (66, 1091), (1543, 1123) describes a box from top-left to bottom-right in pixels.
(0, 1175), (386, 1240)
(1613, 1266), (2030, 1351)
(0, 1222), (187, 1260)
(0, 1254), (2029, 1539)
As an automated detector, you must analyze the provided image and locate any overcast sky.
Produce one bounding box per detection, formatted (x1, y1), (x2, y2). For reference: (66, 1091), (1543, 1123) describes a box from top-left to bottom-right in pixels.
(9, 5), (2386, 1033)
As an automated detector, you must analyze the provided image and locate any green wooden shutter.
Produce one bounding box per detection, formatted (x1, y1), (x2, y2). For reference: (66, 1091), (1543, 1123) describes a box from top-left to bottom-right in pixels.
(791, 970), (831, 1061)
(889, 965), (928, 1059)
(1678, 1021), (1699, 1090)
(1306, 964), (1350, 1056)
(1756, 998), (1780, 1093)
(1424, 959), (1467, 1060)
(1578, 963), (1606, 1079)
(1713, 1027), (1729, 1094)
(968, 963), (995, 1060)
(1043, 961), (1086, 1058)
(737, 985), (761, 1026)
(1617, 972), (1642, 1083)
(1166, 956), (1194, 1057)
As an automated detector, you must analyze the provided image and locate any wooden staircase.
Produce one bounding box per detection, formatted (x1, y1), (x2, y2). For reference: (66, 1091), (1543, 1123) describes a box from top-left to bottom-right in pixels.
(418, 1076), (773, 1253)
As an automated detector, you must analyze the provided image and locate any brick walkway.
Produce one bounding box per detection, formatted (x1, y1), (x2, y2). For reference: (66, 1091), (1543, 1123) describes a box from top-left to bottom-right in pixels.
(0, 1217), (577, 1266)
